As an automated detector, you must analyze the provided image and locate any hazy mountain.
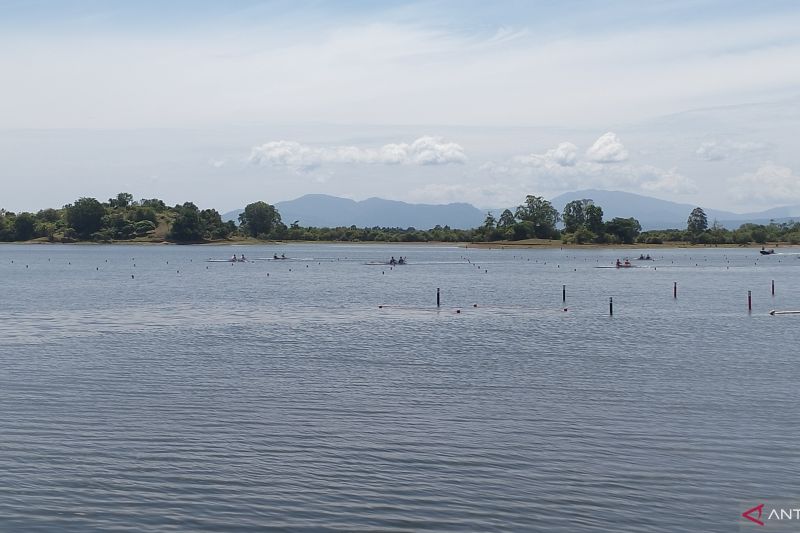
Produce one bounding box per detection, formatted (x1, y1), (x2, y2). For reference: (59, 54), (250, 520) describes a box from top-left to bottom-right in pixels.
(222, 191), (800, 231)
(550, 189), (800, 230)
(223, 194), (486, 229)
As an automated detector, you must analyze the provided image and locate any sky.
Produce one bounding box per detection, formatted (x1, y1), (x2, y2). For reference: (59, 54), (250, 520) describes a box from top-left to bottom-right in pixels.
(1, 0), (800, 213)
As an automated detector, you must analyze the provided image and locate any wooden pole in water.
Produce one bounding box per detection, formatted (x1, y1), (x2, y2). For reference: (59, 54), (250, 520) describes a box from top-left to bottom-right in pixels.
(437, 288), (441, 308)
(609, 297), (613, 316)
(673, 281), (677, 299)
(748, 290), (752, 312)
(772, 280), (775, 296)
(562, 284), (566, 303)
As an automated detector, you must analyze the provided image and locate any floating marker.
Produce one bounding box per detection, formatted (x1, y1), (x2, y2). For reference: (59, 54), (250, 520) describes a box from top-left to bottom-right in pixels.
(437, 288), (441, 308)
(748, 290), (752, 312)
(562, 284), (566, 303)
(673, 282), (677, 299)
(772, 280), (775, 296)
(609, 297), (613, 316)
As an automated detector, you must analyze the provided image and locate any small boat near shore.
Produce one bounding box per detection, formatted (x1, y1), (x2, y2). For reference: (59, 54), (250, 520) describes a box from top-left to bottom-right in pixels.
(760, 248), (775, 255)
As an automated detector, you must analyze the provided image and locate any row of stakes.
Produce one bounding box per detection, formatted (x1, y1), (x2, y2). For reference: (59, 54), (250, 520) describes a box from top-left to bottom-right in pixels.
(432, 280), (782, 316)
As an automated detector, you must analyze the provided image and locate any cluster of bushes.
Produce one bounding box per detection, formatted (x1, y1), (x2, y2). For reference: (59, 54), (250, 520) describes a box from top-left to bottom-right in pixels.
(0, 208), (64, 242)
(280, 223), (475, 242)
(0, 193), (239, 243)
(555, 199), (642, 244)
(477, 195), (562, 241)
(638, 223), (800, 245)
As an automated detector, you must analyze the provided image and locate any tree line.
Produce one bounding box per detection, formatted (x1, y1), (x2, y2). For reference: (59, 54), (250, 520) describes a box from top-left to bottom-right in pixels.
(0, 193), (797, 245)
(0, 193), (278, 243)
(478, 196), (643, 244)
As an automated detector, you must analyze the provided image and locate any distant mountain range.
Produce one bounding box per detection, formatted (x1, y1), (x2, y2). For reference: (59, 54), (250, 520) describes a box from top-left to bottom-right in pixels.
(223, 194), (486, 229)
(550, 189), (800, 230)
(222, 191), (800, 231)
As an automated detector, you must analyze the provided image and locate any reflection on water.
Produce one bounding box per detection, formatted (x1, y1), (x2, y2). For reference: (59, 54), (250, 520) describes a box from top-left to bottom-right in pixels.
(1, 244), (799, 532)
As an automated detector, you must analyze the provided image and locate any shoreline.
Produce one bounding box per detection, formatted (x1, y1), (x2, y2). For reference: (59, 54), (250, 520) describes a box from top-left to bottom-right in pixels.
(3, 239), (795, 250)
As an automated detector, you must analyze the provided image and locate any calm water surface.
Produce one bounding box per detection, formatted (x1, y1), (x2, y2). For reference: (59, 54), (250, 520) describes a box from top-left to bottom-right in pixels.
(1, 243), (799, 532)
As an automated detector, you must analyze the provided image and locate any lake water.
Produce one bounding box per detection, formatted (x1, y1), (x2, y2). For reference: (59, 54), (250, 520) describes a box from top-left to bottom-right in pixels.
(1, 243), (799, 532)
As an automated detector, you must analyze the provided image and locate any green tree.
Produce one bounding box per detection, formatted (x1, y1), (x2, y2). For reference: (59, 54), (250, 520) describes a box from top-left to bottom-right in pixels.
(168, 202), (203, 242)
(134, 220), (156, 236)
(511, 221), (535, 240)
(102, 211), (132, 239)
(562, 199), (592, 233)
(687, 207), (708, 236)
(585, 204), (605, 234)
(200, 208), (234, 239)
(498, 209), (516, 228)
(0, 214), (10, 241)
(572, 226), (597, 244)
(65, 197), (106, 237)
(605, 217), (642, 244)
(13, 212), (36, 241)
(36, 208), (61, 223)
(131, 207), (157, 224)
(515, 195), (560, 238)
(239, 201), (282, 238)
(482, 212), (496, 229)
(140, 198), (166, 212)
(750, 226), (768, 244)
(109, 192), (134, 209)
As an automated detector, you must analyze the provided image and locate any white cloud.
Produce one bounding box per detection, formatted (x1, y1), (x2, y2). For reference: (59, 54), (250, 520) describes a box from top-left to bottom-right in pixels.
(400, 136), (468, 165)
(249, 136), (466, 171)
(481, 138), (696, 200)
(730, 163), (800, 204)
(513, 141), (578, 168)
(586, 132), (629, 163)
(695, 140), (768, 161)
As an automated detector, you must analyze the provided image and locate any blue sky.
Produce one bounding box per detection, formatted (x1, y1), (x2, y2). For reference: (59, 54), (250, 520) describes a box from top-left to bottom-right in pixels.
(1, 0), (800, 212)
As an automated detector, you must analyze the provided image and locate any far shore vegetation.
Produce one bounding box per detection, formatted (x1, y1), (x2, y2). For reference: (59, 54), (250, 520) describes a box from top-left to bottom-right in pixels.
(1, 193), (799, 247)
